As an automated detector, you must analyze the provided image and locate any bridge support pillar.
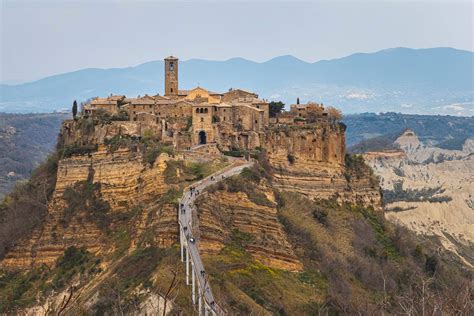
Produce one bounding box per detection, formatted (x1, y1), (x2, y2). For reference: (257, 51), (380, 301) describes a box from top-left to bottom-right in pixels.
(180, 229), (184, 262)
(192, 262), (196, 304)
(198, 285), (202, 316)
(186, 248), (189, 285)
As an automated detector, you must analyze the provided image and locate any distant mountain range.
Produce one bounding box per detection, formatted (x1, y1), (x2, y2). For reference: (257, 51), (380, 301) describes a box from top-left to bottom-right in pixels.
(1, 47), (473, 115)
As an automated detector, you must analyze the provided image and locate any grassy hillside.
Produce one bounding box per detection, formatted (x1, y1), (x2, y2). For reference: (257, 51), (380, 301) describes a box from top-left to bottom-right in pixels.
(0, 146), (472, 314)
(196, 163), (473, 314)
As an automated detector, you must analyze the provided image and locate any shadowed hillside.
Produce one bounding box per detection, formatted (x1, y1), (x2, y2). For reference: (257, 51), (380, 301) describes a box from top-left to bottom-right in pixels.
(0, 113), (68, 199)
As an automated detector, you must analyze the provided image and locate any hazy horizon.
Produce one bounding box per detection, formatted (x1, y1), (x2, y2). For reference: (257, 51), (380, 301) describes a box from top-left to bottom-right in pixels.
(1, 0), (473, 84)
(2, 46), (473, 86)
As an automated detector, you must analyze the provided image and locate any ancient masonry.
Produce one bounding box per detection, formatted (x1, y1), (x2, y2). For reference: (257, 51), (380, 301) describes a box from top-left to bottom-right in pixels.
(81, 56), (346, 164)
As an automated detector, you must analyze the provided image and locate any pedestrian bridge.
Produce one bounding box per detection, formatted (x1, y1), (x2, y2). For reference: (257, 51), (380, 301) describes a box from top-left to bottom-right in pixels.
(178, 161), (253, 315)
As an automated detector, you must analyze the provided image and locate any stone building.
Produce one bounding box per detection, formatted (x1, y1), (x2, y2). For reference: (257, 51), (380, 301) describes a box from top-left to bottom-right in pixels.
(82, 56), (271, 149)
(80, 55), (343, 161)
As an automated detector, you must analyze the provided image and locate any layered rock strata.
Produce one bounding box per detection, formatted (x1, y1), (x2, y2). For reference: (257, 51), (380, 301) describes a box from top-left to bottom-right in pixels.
(196, 190), (303, 271)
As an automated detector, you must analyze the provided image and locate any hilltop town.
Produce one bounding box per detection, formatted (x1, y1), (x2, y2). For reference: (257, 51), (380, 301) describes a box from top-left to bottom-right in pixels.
(78, 56), (343, 157)
(1, 56), (470, 315)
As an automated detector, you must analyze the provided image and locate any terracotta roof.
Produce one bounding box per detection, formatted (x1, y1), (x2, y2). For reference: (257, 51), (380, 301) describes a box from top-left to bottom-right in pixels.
(155, 99), (178, 105)
(154, 95), (170, 100)
(91, 99), (117, 105)
(234, 103), (264, 112)
(130, 99), (155, 105)
(178, 90), (190, 96)
(208, 91), (223, 96)
(107, 95), (125, 101)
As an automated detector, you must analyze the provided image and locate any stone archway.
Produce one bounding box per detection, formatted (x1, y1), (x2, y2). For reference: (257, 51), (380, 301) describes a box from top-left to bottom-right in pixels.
(198, 131), (207, 145)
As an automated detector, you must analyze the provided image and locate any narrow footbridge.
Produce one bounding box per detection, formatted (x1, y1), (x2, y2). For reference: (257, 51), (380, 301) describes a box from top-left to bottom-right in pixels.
(178, 160), (253, 315)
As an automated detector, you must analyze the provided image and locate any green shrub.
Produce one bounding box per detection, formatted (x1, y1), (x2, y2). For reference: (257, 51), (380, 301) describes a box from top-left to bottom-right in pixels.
(143, 144), (174, 166)
(62, 180), (111, 230)
(110, 110), (129, 121)
(104, 135), (132, 152)
(312, 206), (328, 226)
(62, 143), (98, 158)
(223, 150), (245, 157)
(95, 109), (112, 124)
(287, 154), (295, 164)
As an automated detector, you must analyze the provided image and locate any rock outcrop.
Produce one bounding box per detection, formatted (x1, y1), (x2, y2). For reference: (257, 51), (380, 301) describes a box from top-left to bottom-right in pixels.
(365, 131), (474, 267)
(264, 123), (381, 208)
(0, 148), (177, 269)
(196, 190), (303, 271)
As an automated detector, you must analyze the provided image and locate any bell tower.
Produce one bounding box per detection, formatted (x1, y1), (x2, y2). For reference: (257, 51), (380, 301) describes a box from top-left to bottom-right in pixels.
(164, 56), (178, 96)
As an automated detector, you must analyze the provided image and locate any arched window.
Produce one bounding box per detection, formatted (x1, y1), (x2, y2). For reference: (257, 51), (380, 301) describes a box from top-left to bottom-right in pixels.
(204, 108), (208, 113)
(196, 108), (199, 113)
(199, 108), (204, 114)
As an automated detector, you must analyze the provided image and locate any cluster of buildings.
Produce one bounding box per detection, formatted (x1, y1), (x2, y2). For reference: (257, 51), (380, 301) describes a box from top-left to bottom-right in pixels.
(82, 56), (338, 150)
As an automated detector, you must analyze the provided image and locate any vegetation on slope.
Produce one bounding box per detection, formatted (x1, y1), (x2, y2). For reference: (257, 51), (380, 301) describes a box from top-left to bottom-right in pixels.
(0, 246), (100, 313)
(276, 192), (472, 314)
(200, 161), (473, 314)
(0, 152), (59, 259)
(0, 113), (67, 199)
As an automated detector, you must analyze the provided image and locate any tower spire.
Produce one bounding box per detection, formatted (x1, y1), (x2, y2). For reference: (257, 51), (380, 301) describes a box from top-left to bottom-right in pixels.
(164, 56), (179, 96)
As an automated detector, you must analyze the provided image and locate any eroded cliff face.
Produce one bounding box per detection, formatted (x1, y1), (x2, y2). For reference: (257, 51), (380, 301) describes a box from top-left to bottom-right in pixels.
(263, 124), (381, 208)
(0, 119), (388, 314)
(365, 131), (474, 267)
(196, 189), (303, 271)
(1, 148), (177, 269)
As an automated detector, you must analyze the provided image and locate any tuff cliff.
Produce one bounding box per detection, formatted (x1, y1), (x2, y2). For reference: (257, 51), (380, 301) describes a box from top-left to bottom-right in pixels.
(1, 119), (471, 315)
(264, 123), (381, 207)
(1, 147), (176, 269)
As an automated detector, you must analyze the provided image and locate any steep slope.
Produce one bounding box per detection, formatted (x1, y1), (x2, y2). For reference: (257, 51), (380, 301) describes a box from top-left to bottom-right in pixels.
(193, 159), (472, 314)
(1, 120), (472, 315)
(365, 130), (474, 267)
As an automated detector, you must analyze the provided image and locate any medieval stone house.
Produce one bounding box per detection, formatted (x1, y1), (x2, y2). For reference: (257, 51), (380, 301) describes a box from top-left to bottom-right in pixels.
(82, 56), (270, 148)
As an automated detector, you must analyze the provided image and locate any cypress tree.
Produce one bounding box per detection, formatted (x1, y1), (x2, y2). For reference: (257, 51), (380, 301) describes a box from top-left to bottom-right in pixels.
(72, 100), (78, 119)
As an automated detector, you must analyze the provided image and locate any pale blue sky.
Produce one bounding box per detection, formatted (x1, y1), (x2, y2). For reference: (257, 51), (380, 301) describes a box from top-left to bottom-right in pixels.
(1, 0), (472, 84)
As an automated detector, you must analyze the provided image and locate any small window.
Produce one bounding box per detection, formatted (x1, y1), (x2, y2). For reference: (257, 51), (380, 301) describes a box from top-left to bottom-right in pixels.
(170, 88), (173, 93)
(255, 120), (258, 124)
(196, 108), (199, 113)
(223, 117), (226, 121)
(204, 108), (208, 113)
(256, 105), (260, 108)
(200, 117), (204, 122)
